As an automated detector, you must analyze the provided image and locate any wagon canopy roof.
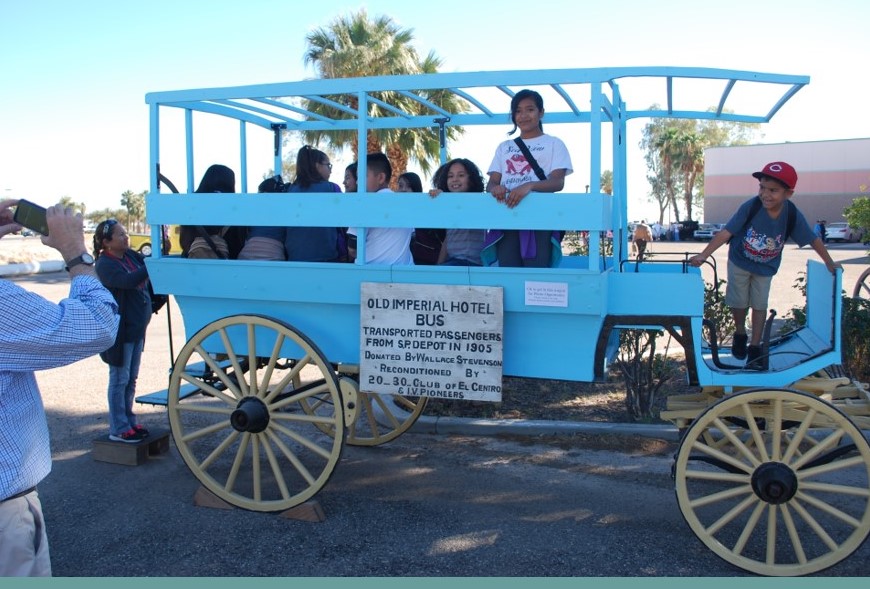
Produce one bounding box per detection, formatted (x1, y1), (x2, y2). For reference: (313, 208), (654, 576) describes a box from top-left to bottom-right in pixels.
(145, 66), (808, 133)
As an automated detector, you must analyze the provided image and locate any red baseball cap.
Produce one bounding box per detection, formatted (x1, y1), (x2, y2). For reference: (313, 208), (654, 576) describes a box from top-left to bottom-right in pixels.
(752, 161), (797, 189)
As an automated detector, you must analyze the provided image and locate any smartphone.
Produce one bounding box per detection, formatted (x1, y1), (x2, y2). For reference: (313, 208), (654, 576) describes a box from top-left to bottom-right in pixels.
(13, 199), (49, 236)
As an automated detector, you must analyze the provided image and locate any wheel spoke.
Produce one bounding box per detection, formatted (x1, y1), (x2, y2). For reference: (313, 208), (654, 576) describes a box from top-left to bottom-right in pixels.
(199, 429), (240, 471)
(796, 490), (862, 528)
(360, 392), (382, 433)
(711, 416), (762, 467)
(224, 431), (250, 492)
(263, 354), (311, 404)
(394, 394), (421, 412)
(782, 408), (816, 463)
(256, 332), (286, 398)
(271, 381), (332, 411)
(800, 455), (869, 478)
(174, 403), (234, 416)
(689, 482), (753, 509)
(684, 469), (750, 483)
(790, 497), (840, 551)
(247, 323), (259, 397)
(271, 412), (338, 426)
(780, 503), (808, 565)
(251, 435), (260, 501)
(179, 419), (233, 443)
(371, 393), (404, 429)
(261, 433), (292, 500)
(269, 421), (334, 460)
(265, 428), (316, 486)
(740, 403), (770, 463)
(800, 478), (870, 497)
(790, 429), (845, 470)
(691, 439), (755, 475)
(732, 497), (766, 553)
(215, 331), (250, 398)
(765, 504), (778, 565)
(770, 398), (783, 462)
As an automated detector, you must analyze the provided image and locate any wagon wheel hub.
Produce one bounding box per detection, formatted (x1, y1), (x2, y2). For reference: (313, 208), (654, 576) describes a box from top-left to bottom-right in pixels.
(751, 462), (798, 504)
(230, 396), (270, 433)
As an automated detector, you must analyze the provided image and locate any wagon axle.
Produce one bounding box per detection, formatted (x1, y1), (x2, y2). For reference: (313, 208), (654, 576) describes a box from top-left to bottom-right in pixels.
(230, 396), (270, 433)
(751, 462), (797, 504)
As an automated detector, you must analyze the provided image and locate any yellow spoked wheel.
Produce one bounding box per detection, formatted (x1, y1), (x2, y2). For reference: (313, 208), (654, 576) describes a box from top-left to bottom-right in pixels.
(853, 266), (870, 299)
(673, 388), (870, 576)
(168, 315), (345, 513)
(298, 373), (428, 446)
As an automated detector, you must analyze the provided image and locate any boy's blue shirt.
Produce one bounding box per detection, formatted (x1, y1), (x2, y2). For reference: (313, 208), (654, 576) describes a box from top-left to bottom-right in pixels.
(724, 196), (816, 277)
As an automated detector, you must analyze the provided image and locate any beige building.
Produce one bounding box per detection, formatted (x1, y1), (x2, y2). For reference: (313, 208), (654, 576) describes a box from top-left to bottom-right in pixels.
(703, 138), (870, 225)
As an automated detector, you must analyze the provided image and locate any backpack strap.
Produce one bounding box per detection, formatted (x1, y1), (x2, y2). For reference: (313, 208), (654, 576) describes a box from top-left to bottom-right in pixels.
(784, 200), (796, 242)
(193, 225), (228, 259)
(513, 138), (547, 181)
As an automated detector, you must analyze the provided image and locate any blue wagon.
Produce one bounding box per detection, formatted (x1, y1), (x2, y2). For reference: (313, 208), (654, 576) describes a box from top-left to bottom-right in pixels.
(143, 67), (870, 576)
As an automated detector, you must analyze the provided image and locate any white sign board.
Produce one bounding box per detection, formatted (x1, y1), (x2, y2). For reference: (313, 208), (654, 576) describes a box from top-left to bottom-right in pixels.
(360, 282), (503, 401)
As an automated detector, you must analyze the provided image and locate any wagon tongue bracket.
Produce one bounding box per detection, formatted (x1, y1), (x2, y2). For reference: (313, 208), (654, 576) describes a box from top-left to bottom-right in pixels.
(230, 396), (270, 433)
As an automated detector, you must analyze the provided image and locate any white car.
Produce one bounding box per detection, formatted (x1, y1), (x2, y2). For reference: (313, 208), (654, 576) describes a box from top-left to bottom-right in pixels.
(825, 222), (863, 242)
(693, 223), (724, 241)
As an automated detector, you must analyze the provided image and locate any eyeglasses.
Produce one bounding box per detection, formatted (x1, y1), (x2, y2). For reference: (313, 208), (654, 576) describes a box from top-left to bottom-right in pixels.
(320, 161), (333, 170)
(102, 219), (118, 239)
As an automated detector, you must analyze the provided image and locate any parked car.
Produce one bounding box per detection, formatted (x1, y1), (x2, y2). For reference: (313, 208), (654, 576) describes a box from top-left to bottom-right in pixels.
(825, 222), (863, 243)
(693, 223), (724, 241)
(128, 225), (182, 256)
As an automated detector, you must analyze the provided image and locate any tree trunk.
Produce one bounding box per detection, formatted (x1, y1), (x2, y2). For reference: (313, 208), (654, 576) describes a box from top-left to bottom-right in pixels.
(386, 143), (409, 191)
(365, 132), (381, 157)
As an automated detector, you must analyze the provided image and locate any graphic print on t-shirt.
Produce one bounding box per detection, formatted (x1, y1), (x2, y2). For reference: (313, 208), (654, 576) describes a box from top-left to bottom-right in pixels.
(741, 226), (785, 264)
(502, 142), (547, 189)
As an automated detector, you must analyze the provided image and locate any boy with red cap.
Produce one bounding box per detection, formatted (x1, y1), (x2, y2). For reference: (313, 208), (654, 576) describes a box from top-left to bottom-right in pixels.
(689, 161), (841, 370)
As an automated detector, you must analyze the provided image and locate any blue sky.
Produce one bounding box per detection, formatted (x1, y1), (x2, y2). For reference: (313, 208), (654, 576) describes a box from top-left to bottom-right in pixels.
(2, 0), (869, 221)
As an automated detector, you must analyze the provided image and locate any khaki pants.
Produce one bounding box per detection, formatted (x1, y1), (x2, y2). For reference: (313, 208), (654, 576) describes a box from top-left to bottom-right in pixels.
(0, 490), (51, 576)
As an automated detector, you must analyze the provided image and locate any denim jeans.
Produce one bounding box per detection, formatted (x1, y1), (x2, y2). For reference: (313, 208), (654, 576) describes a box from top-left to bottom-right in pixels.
(107, 339), (144, 435)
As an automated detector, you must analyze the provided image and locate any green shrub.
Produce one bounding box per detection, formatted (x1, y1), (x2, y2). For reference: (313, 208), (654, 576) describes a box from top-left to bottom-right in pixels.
(613, 328), (678, 421)
(703, 278), (734, 346)
(562, 230), (613, 258)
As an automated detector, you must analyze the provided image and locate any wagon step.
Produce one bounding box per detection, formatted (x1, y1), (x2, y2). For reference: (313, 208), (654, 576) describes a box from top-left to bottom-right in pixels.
(135, 383), (200, 406)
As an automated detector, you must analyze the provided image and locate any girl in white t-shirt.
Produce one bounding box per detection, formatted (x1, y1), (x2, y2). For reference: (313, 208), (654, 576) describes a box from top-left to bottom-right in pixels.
(483, 89), (573, 267)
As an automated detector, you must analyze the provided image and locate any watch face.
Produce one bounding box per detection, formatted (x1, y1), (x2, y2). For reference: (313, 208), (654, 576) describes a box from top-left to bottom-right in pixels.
(81, 253), (95, 264)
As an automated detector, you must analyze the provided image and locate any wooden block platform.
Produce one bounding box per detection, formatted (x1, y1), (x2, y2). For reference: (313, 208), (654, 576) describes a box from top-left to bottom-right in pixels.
(193, 486), (326, 522)
(92, 428), (171, 466)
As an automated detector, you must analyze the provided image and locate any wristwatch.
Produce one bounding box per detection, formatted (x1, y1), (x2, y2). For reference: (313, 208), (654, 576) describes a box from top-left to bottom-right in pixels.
(65, 252), (95, 271)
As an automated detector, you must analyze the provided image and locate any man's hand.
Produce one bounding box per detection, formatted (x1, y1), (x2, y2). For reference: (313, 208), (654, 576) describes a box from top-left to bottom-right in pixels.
(41, 204), (90, 264)
(0, 199), (23, 238)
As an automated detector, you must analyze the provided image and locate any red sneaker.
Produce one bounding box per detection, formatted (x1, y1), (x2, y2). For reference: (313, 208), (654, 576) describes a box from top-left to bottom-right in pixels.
(109, 429), (144, 444)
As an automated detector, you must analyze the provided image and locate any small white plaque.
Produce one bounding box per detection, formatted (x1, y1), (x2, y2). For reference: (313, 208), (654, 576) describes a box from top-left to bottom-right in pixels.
(524, 281), (568, 307)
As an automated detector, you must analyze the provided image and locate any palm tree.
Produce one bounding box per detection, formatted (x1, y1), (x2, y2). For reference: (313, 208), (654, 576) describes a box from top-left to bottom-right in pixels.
(600, 170), (613, 195)
(301, 10), (466, 185)
(674, 131), (705, 222)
